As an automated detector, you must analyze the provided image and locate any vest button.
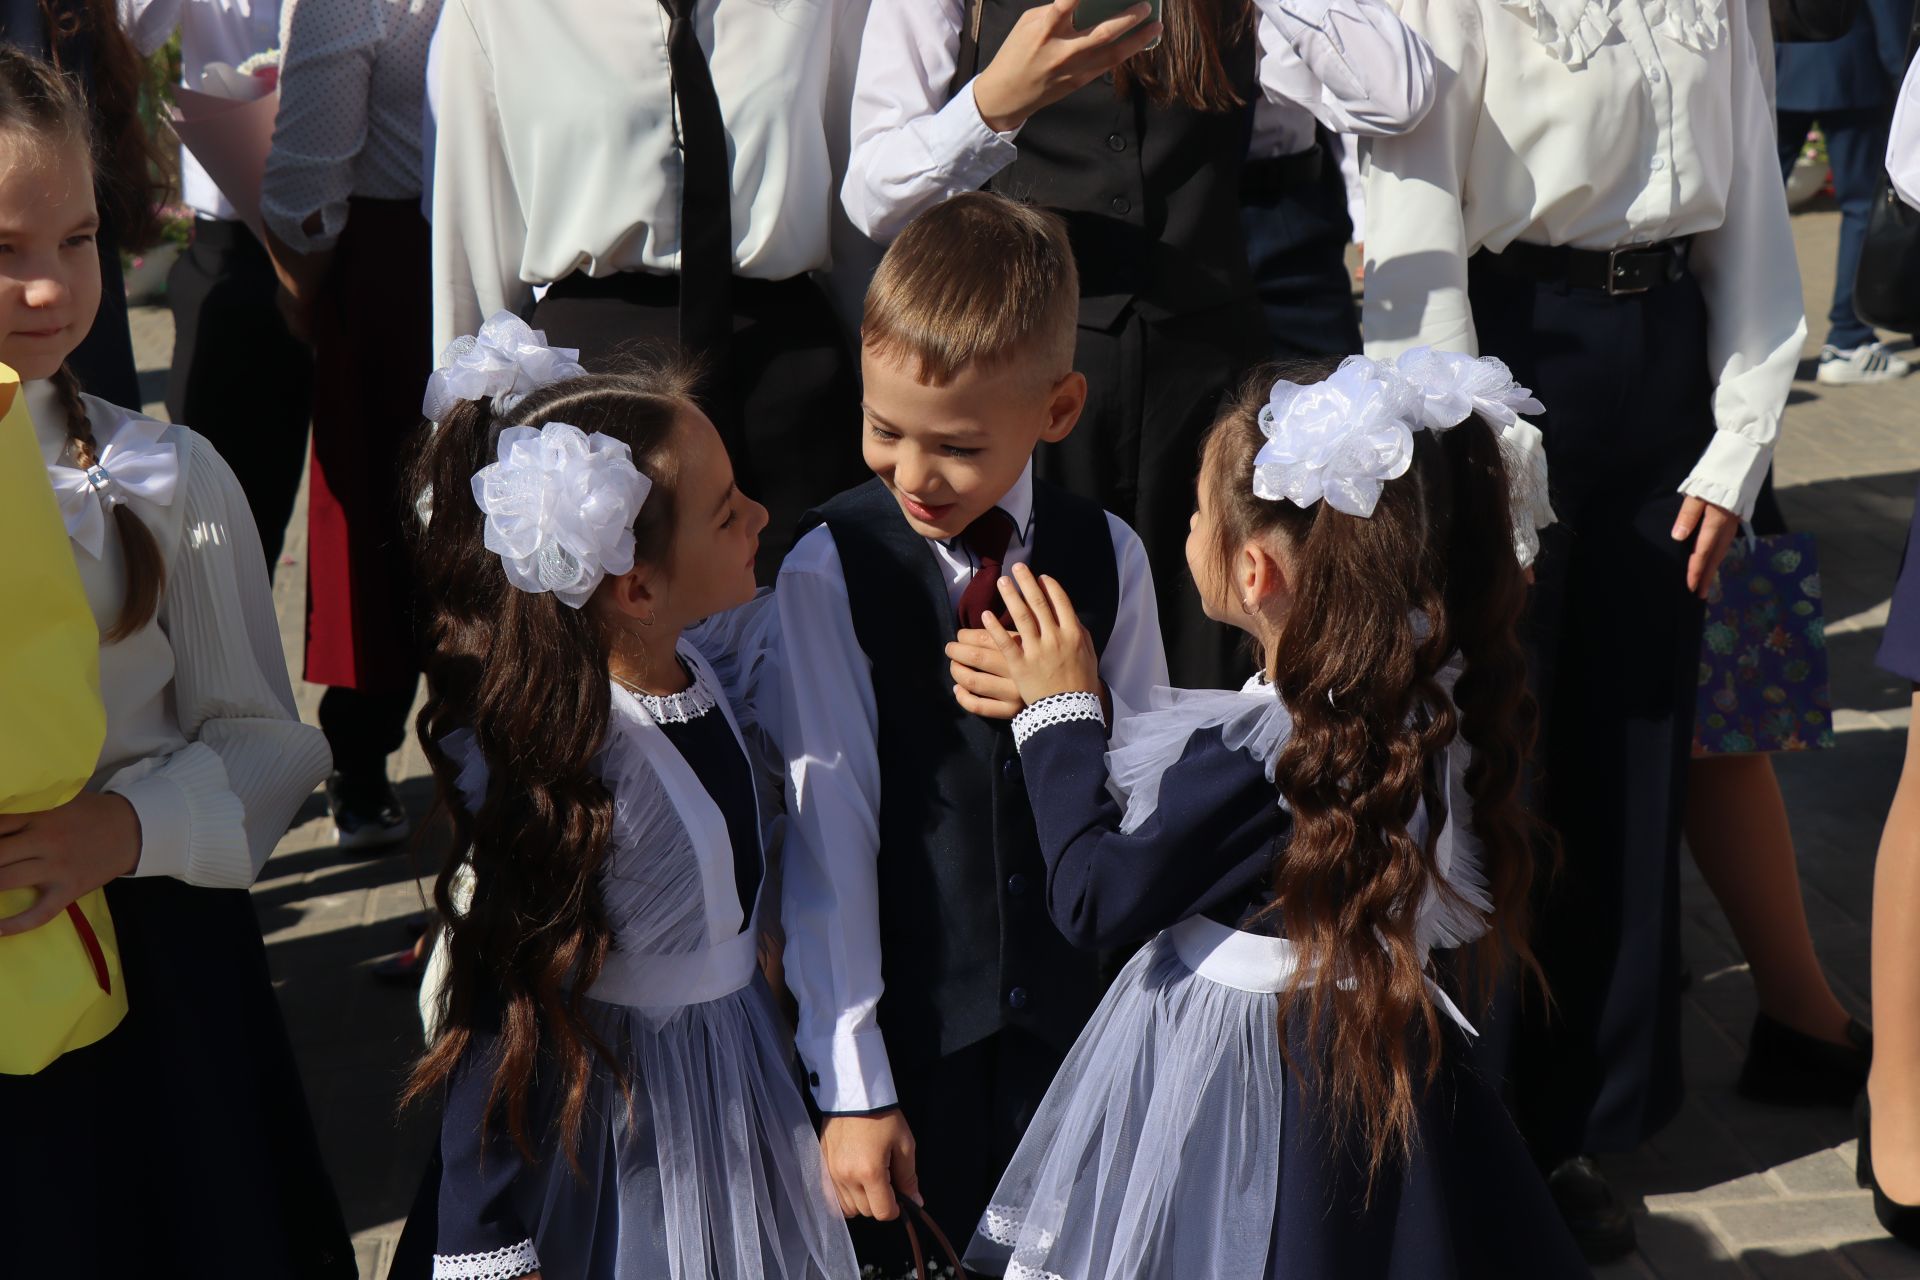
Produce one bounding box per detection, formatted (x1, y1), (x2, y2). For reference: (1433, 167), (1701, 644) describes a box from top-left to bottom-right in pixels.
(1002, 756), (1022, 783)
(1008, 986), (1030, 1010)
(1007, 873), (1029, 897)
(808, 1070), (820, 1088)
(1100, 70), (1115, 84)
(1110, 195), (1132, 215)
(1106, 133), (1127, 152)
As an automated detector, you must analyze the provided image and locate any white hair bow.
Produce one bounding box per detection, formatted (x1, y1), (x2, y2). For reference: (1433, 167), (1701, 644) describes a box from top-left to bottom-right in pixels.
(470, 422), (652, 608)
(1253, 355), (1423, 519)
(47, 414), (178, 559)
(423, 312), (586, 423)
(1252, 349), (1556, 565)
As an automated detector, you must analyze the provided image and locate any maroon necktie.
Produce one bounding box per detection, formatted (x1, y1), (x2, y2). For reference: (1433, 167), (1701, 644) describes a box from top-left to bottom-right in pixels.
(956, 506), (1019, 630)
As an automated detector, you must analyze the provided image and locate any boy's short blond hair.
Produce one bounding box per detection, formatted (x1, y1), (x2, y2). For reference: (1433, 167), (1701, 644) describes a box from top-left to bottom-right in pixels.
(862, 192), (1081, 388)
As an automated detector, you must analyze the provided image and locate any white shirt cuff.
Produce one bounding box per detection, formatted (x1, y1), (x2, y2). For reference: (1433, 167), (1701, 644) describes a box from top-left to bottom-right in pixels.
(955, 75), (1022, 158)
(799, 1029), (899, 1113)
(1679, 428), (1771, 522)
(104, 743), (253, 888)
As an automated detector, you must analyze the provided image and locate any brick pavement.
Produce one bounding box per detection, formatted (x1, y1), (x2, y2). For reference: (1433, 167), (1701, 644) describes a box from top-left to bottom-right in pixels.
(124, 200), (1920, 1278)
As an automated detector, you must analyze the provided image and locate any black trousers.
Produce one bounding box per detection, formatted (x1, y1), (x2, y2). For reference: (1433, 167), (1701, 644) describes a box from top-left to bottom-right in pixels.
(1468, 254), (1712, 1159)
(846, 1028), (1066, 1272)
(1239, 143), (1362, 360)
(532, 272), (865, 581)
(1047, 299), (1273, 689)
(167, 218), (315, 569)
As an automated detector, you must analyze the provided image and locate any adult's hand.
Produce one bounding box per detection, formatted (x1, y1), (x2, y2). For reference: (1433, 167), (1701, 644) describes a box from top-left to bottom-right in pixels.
(971, 0), (1163, 134)
(1673, 495), (1741, 599)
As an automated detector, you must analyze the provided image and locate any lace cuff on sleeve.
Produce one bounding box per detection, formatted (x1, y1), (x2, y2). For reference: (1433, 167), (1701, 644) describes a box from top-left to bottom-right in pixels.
(1012, 692), (1107, 751)
(432, 1240), (540, 1280)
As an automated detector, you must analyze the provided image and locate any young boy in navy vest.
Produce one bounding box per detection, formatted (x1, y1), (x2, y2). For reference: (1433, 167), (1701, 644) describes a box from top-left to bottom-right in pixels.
(778, 192), (1168, 1261)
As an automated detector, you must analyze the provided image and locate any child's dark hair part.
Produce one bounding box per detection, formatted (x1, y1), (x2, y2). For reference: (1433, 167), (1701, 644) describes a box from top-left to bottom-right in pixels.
(402, 362), (700, 1167)
(1202, 358), (1545, 1186)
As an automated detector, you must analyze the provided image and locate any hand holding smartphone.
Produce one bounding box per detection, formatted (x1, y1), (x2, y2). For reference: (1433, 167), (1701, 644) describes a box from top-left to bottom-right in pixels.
(971, 0), (1165, 134)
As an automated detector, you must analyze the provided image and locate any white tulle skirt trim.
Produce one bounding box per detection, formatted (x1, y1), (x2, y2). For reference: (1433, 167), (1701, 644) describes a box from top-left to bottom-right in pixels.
(963, 930), (1291, 1280)
(517, 979), (858, 1280)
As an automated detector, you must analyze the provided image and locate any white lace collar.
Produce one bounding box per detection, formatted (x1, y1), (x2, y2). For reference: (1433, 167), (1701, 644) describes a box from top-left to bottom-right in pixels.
(1498, 0), (1725, 67)
(613, 659), (719, 725)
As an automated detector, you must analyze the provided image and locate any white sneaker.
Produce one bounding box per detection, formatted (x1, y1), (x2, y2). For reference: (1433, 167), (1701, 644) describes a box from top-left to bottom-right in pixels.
(1816, 342), (1912, 385)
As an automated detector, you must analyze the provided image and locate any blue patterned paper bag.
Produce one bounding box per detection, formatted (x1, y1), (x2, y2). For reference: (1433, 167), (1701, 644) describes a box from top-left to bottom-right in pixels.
(1692, 531), (1835, 756)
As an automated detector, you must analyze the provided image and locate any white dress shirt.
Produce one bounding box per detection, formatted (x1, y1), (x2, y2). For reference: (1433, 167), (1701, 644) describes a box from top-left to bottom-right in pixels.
(26, 382), (331, 886)
(261, 0), (440, 253)
(1361, 0), (1805, 521)
(123, 0), (285, 221)
(1890, 54), (1920, 210)
(430, 0), (863, 358)
(776, 463), (1169, 1112)
(841, 0), (1434, 244)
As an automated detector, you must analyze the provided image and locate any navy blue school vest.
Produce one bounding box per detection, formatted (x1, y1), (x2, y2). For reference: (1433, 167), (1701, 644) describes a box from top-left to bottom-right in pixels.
(961, 0), (1260, 327)
(800, 477), (1121, 1073)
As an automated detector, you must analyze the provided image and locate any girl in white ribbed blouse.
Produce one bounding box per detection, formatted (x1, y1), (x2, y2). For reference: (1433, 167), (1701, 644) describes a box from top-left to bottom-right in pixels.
(0, 49), (352, 1278)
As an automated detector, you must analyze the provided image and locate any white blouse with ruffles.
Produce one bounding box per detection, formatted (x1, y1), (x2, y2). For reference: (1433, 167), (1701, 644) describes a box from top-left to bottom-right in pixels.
(27, 380), (330, 887)
(1360, 0), (1804, 521)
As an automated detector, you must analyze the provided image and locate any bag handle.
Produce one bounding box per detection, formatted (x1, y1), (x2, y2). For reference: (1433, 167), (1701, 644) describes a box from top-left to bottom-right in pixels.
(900, 1199), (968, 1279)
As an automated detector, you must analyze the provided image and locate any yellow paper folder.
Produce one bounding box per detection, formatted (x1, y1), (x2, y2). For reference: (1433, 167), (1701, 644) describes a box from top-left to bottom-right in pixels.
(0, 362), (126, 1074)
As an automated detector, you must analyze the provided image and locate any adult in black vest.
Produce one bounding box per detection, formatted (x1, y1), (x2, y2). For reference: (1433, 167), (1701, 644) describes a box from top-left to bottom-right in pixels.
(842, 0), (1435, 687)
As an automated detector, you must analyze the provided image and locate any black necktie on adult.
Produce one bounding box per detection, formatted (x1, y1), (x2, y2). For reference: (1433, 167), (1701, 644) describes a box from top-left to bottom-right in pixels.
(659, 0), (732, 364)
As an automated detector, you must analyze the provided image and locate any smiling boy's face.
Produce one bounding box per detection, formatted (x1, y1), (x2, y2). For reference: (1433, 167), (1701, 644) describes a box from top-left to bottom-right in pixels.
(859, 344), (1086, 542)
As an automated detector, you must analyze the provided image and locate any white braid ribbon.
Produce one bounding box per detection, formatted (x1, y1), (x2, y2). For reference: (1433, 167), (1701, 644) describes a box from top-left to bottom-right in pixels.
(46, 412), (178, 559)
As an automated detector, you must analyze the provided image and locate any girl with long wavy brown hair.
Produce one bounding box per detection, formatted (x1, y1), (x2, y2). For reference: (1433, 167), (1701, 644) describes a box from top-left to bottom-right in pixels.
(393, 336), (858, 1280)
(950, 353), (1590, 1279)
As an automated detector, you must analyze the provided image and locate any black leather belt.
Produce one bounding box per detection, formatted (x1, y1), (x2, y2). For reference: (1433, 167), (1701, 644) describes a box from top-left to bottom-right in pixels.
(1481, 237), (1693, 296)
(1240, 142), (1327, 201)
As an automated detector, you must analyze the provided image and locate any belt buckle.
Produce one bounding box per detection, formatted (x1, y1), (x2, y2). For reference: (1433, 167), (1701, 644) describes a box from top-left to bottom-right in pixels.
(1605, 247), (1653, 297)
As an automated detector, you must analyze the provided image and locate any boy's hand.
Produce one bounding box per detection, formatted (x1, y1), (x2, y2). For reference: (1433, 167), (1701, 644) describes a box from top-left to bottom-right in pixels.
(821, 1110), (921, 1221)
(983, 564), (1103, 705)
(972, 0), (1162, 134)
(949, 627), (1024, 720)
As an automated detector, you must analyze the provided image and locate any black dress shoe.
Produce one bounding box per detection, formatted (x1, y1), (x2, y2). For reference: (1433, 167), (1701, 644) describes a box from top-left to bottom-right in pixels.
(1738, 1012), (1871, 1107)
(325, 769), (412, 851)
(1547, 1156), (1637, 1264)
(1857, 1094), (1920, 1247)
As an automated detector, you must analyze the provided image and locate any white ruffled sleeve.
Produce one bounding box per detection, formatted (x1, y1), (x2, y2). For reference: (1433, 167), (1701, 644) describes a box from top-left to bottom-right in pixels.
(109, 433), (332, 887)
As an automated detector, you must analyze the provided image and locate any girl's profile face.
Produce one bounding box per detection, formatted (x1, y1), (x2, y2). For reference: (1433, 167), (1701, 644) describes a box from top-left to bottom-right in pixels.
(1186, 441), (1237, 626)
(657, 407), (768, 627)
(0, 133), (100, 381)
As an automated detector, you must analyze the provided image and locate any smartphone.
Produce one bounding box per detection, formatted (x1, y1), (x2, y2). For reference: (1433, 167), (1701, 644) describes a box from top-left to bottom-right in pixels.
(1072, 0), (1163, 47)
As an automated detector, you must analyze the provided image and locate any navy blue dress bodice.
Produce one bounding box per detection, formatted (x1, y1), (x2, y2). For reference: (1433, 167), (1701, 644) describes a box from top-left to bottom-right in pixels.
(652, 693), (763, 926)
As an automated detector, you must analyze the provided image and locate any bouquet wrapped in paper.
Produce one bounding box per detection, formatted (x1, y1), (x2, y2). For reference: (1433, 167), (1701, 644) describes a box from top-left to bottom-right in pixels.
(0, 362), (124, 1075)
(167, 52), (281, 240)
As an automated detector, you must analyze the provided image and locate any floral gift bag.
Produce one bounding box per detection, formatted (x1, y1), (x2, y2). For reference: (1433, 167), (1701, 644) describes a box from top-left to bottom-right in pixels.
(1692, 531), (1835, 756)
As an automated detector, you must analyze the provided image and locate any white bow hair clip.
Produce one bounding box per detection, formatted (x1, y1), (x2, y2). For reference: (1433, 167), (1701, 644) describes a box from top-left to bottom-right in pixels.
(48, 414), (179, 559)
(423, 312), (586, 423)
(1253, 350), (1547, 522)
(470, 422), (652, 608)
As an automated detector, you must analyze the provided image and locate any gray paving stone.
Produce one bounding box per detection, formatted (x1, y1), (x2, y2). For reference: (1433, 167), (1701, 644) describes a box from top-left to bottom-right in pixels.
(1845, 1238), (1920, 1279)
(1713, 1196), (1888, 1250)
(1639, 1210), (1747, 1279)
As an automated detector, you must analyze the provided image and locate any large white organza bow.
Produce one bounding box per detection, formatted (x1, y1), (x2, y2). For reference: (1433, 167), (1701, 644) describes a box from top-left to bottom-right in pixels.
(1253, 355), (1423, 519)
(47, 415), (178, 558)
(470, 422), (652, 608)
(423, 311), (586, 422)
(1390, 346), (1544, 434)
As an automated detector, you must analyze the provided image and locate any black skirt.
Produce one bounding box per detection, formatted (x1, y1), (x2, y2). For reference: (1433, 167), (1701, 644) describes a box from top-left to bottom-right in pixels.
(0, 875), (354, 1278)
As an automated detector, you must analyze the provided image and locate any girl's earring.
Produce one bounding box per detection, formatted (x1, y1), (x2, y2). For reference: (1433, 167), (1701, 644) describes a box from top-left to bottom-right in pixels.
(1239, 595), (1256, 616)
(639, 612), (657, 628)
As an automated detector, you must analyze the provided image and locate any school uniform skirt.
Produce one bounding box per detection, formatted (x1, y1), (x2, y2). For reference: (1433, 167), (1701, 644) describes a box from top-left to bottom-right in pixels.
(966, 920), (1592, 1279)
(304, 197), (430, 697)
(0, 875), (353, 1277)
(1878, 483), (1920, 683)
(529, 271), (865, 581)
(1467, 248), (1716, 1159)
